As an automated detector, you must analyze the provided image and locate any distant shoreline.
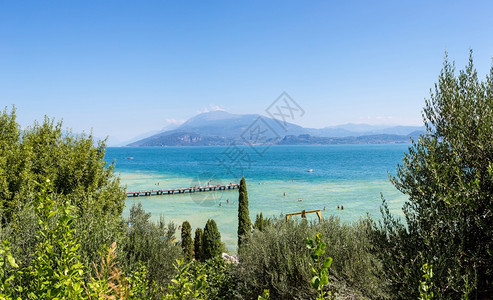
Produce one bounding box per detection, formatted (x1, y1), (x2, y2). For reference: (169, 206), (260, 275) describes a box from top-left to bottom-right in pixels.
(124, 133), (418, 147)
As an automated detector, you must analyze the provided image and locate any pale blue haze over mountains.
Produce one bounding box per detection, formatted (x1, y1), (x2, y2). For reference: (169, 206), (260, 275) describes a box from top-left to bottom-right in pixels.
(126, 111), (424, 146)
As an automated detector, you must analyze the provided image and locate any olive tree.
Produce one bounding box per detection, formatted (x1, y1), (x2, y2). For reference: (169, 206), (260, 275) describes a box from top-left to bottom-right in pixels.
(374, 52), (493, 299)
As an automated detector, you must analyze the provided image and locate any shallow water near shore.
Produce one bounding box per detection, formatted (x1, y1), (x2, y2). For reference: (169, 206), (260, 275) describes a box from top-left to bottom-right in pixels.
(105, 144), (409, 252)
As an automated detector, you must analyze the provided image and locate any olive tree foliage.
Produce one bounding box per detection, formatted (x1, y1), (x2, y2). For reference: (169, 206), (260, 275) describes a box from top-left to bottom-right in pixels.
(236, 217), (383, 300)
(121, 202), (181, 292)
(0, 107), (126, 267)
(374, 52), (493, 299)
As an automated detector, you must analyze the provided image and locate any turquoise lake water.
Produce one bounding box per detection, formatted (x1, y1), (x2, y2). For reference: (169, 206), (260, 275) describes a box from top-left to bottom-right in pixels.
(105, 144), (409, 251)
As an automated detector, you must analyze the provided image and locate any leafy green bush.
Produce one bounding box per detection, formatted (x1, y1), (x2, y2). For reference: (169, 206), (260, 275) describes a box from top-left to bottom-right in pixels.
(0, 109), (190, 298)
(121, 202), (181, 297)
(0, 179), (87, 298)
(235, 216), (384, 299)
(165, 258), (207, 300)
(162, 257), (236, 300)
(26, 180), (85, 299)
(0, 202), (39, 270)
(0, 240), (19, 298)
(0, 107), (126, 271)
(85, 242), (149, 299)
(318, 216), (385, 298)
(188, 257), (236, 300)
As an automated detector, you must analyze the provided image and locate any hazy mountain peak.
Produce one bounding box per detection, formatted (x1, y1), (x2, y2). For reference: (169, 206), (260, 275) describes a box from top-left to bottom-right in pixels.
(126, 111), (424, 146)
(178, 111), (265, 132)
(188, 110), (237, 121)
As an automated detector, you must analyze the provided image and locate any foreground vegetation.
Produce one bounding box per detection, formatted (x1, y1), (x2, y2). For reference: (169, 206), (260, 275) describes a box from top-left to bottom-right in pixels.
(1, 52), (492, 299)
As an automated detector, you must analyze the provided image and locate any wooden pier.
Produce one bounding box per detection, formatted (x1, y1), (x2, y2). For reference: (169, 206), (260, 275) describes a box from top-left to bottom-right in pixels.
(126, 183), (240, 197)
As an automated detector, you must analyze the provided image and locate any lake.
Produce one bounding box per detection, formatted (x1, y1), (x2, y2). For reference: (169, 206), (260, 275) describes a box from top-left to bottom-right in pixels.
(105, 144), (409, 251)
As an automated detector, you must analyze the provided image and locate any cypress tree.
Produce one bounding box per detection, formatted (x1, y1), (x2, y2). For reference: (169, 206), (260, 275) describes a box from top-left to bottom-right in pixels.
(254, 212), (270, 232)
(254, 213), (263, 231)
(194, 227), (204, 261)
(238, 177), (252, 248)
(181, 221), (193, 261)
(202, 219), (222, 260)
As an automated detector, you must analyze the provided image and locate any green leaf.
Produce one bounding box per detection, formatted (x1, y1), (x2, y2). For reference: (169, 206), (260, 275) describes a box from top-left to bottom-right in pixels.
(6, 254), (18, 268)
(320, 269), (329, 286)
(306, 238), (315, 249)
(323, 257), (333, 269)
(311, 276), (320, 290)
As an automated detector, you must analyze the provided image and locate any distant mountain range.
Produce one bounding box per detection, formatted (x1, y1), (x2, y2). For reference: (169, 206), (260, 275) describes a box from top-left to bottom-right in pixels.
(127, 111), (424, 147)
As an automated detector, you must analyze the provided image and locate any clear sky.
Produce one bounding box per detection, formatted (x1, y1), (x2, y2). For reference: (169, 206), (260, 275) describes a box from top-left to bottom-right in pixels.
(1, 1), (492, 145)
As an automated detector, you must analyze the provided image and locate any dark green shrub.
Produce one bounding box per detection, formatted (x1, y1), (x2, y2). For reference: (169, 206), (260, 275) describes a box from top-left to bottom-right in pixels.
(194, 228), (204, 262)
(202, 219), (222, 260)
(235, 217), (385, 299)
(253, 212), (271, 232)
(121, 203), (181, 297)
(235, 218), (313, 299)
(0, 108), (126, 270)
(181, 221), (193, 261)
(188, 257), (236, 300)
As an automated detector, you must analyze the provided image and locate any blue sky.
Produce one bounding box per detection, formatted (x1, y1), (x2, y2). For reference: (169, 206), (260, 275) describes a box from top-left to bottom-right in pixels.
(1, 1), (492, 144)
